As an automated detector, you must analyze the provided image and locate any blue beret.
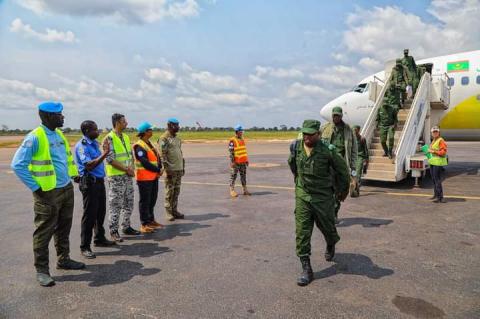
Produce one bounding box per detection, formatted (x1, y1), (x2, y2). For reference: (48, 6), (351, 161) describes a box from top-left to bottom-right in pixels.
(137, 121), (153, 133)
(38, 102), (63, 113)
(167, 117), (179, 124)
(235, 124), (244, 131)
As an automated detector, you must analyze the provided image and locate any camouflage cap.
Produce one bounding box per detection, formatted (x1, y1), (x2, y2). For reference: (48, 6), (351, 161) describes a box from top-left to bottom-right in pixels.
(332, 106), (343, 116)
(301, 119), (321, 134)
(352, 124), (361, 130)
(404, 48), (409, 53)
(396, 58), (402, 64)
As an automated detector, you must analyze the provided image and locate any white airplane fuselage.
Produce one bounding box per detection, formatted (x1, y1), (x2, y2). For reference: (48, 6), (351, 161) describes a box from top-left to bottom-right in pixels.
(320, 50), (480, 140)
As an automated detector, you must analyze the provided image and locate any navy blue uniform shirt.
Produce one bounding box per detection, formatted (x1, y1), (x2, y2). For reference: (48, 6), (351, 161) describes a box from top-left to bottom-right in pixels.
(74, 136), (105, 178)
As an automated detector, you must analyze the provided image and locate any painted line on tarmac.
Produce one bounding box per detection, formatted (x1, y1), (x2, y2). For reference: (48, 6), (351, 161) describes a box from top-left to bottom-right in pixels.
(176, 180), (480, 200)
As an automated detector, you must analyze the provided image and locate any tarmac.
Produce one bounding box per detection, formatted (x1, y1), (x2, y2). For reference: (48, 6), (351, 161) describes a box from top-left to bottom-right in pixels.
(0, 141), (479, 319)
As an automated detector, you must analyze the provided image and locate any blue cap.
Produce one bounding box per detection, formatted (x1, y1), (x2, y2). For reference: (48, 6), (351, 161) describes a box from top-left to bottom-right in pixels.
(38, 102), (63, 113)
(235, 124), (244, 132)
(167, 117), (179, 124)
(137, 121), (153, 133)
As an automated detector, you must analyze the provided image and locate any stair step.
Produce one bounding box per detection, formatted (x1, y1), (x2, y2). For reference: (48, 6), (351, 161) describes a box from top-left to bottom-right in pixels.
(363, 169), (397, 181)
(371, 137), (400, 144)
(368, 156), (395, 164)
(370, 148), (397, 156)
(370, 142), (398, 149)
(367, 163), (396, 171)
(373, 131), (403, 138)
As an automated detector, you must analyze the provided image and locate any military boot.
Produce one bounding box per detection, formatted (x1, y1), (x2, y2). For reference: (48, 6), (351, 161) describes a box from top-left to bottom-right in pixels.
(173, 211), (184, 219)
(57, 258), (86, 270)
(166, 212), (175, 221)
(242, 187), (251, 196)
(36, 272), (55, 287)
(325, 244), (336, 262)
(230, 188), (238, 198)
(297, 256), (314, 286)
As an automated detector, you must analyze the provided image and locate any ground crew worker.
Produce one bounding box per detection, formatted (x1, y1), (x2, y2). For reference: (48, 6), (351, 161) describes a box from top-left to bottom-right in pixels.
(160, 118), (185, 221)
(11, 102), (85, 287)
(401, 49), (418, 94)
(428, 126), (448, 203)
(288, 120), (350, 286)
(377, 98), (398, 159)
(352, 125), (369, 196)
(74, 120), (116, 259)
(321, 106), (357, 223)
(103, 113), (139, 242)
(133, 122), (164, 233)
(229, 124), (251, 197)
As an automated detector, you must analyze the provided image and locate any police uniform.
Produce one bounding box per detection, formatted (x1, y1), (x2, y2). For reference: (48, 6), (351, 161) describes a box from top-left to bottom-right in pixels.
(159, 118), (184, 221)
(11, 102), (84, 287)
(288, 120), (350, 286)
(74, 134), (111, 256)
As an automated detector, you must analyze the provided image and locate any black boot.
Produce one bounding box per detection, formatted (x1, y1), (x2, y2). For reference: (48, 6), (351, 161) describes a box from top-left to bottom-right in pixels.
(325, 244), (335, 261)
(297, 256), (313, 286)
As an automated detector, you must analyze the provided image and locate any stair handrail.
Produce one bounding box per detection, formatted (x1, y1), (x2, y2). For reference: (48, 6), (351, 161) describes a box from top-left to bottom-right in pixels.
(361, 78), (390, 145)
(394, 72), (431, 180)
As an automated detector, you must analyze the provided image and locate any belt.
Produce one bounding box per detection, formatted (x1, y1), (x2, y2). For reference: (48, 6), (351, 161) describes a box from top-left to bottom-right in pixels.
(81, 175), (105, 184)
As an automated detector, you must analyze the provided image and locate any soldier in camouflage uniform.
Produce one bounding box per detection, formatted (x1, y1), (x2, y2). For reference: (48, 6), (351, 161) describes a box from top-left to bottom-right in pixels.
(401, 49), (418, 95)
(377, 98), (398, 159)
(104, 113), (140, 242)
(160, 118), (185, 221)
(288, 119), (350, 286)
(229, 124), (251, 197)
(352, 125), (369, 196)
(390, 59), (410, 107)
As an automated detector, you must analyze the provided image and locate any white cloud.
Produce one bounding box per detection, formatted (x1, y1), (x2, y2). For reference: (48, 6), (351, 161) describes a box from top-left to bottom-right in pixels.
(286, 82), (328, 99)
(145, 68), (177, 87)
(343, 2), (480, 61)
(17, 0), (200, 24)
(254, 66), (304, 79)
(9, 18), (78, 43)
(190, 71), (239, 92)
(358, 57), (382, 70)
(310, 65), (358, 87)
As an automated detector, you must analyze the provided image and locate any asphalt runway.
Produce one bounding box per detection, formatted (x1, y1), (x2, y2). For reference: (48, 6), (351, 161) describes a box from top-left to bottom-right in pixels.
(0, 141), (479, 318)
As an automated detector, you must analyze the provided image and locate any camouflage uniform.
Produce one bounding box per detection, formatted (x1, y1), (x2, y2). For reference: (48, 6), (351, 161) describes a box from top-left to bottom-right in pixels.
(105, 135), (134, 232)
(160, 131), (184, 216)
(229, 140), (247, 187)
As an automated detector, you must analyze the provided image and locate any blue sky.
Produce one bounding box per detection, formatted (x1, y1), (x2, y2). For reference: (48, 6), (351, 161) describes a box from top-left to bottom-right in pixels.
(0, 0), (478, 129)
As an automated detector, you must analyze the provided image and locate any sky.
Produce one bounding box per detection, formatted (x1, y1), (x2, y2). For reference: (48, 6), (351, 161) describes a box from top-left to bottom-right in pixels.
(0, 0), (479, 129)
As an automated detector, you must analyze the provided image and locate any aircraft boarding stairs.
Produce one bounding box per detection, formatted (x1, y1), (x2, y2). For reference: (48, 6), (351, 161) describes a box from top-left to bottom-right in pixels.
(361, 70), (450, 182)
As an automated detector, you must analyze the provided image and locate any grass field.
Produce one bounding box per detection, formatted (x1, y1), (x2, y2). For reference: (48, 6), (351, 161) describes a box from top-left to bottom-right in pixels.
(0, 131), (299, 148)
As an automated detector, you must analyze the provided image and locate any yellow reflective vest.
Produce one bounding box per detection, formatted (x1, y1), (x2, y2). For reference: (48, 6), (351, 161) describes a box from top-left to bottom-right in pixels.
(105, 131), (132, 176)
(29, 126), (78, 191)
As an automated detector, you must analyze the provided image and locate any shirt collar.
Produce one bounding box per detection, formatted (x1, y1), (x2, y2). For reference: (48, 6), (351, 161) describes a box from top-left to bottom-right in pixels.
(83, 136), (95, 144)
(41, 124), (56, 135)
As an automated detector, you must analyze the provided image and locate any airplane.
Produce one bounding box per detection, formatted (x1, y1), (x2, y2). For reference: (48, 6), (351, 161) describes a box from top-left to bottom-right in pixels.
(320, 50), (480, 140)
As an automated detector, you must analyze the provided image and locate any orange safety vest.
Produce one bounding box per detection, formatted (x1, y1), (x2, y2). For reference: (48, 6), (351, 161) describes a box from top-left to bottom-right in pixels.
(134, 139), (160, 181)
(230, 137), (248, 164)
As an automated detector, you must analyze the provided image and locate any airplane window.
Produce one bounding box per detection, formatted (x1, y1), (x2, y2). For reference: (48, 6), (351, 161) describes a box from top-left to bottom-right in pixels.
(447, 77), (454, 86)
(352, 83), (368, 93)
(477, 76), (480, 84)
(461, 76), (469, 85)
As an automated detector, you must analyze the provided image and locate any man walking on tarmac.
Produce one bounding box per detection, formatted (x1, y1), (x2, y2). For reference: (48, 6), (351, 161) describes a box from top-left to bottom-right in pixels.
(351, 125), (369, 197)
(321, 106), (357, 223)
(160, 118), (185, 221)
(104, 113), (140, 243)
(74, 120), (116, 259)
(288, 120), (350, 286)
(377, 96), (398, 159)
(11, 102), (85, 287)
(133, 122), (164, 233)
(229, 124), (251, 197)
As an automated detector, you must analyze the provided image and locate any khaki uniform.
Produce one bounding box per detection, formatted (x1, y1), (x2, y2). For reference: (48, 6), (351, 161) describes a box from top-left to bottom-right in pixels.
(160, 131), (184, 215)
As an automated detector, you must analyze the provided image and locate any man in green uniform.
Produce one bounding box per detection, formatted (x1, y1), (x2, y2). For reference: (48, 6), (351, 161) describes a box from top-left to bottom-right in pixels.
(288, 120), (350, 286)
(160, 118), (185, 221)
(383, 83), (402, 112)
(401, 49), (418, 95)
(351, 125), (369, 197)
(377, 98), (398, 159)
(390, 59), (410, 107)
(321, 106), (357, 223)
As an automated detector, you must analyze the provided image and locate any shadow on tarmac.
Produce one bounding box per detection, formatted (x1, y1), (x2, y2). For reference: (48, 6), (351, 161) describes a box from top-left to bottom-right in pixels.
(314, 253), (394, 280)
(337, 217), (393, 228)
(153, 222), (212, 241)
(184, 213), (230, 222)
(54, 260), (160, 287)
(95, 242), (172, 258)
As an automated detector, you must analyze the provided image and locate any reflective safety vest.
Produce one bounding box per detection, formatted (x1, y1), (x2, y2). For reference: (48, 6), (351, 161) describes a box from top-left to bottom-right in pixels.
(105, 131), (132, 176)
(428, 137), (448, 166)
(230, 137), (248, 164)
(28, 126), (78, 191)
(134, 139), (159, 181)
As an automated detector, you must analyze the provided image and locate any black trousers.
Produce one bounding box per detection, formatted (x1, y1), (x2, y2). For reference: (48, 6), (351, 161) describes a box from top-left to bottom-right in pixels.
(430, 165), (444, 200)
(80, 178), (107, 250)
(138, 179), (159, 225)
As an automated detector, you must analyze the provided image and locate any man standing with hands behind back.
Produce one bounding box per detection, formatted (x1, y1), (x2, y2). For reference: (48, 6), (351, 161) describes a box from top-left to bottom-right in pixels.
(104, 113), (140, 243)
(160, 118), (185, 222)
